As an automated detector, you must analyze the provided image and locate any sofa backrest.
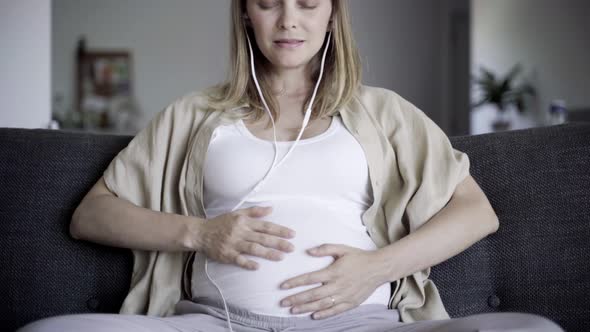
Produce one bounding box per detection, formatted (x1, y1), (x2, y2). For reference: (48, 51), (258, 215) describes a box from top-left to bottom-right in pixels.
(0, 129), (133, 331)
(432, 123), (590, 332)
(1, 123), (589, 332)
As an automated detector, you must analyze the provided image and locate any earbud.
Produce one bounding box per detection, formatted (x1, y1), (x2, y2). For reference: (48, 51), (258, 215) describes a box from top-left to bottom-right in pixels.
(242, 14), (251, 28)
(205, 26), (332, 332)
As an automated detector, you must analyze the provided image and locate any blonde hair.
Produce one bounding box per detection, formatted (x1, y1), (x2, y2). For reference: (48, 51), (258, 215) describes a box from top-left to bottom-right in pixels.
(208, 0), (361, 128)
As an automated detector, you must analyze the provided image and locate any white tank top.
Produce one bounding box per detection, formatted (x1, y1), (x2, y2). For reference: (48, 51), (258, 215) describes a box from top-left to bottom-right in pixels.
(191, 112), (391, 316)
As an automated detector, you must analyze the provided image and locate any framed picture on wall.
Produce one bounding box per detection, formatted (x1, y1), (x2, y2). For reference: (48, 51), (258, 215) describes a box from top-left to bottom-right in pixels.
(76, 46), (135, 129)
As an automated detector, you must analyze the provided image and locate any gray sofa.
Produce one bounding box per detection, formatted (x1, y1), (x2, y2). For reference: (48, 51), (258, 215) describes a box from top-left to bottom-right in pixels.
(1, 123), (588, 332)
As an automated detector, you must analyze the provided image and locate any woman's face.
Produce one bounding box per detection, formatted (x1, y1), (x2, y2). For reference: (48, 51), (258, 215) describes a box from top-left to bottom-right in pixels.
(245, 0), (333, 72)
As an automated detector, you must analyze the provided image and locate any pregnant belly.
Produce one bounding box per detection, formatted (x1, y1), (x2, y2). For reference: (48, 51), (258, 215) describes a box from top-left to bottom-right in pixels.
(192, 201), (389, 316)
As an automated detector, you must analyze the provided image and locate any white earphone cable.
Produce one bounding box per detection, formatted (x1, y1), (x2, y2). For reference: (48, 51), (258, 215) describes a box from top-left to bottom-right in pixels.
(203, 30), (332, 332)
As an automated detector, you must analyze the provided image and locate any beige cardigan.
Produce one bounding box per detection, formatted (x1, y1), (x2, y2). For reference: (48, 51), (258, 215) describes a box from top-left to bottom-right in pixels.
(102, 84), (470, 323)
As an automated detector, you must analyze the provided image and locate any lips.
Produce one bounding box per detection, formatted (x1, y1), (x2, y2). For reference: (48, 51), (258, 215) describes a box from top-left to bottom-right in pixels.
(274, 39), (304, 44)
(274, 39), (305, 49)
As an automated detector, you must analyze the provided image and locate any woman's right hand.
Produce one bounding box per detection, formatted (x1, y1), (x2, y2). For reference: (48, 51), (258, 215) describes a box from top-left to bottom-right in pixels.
(191, 206), (296, 270)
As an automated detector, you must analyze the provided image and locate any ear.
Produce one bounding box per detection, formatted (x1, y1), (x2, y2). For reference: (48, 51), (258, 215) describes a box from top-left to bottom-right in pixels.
(243, 13), (252, 27)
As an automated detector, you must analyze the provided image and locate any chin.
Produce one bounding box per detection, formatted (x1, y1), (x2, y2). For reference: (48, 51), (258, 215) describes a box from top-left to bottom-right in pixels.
(275, 62), (308, 70)
(270, 57), (312, 70)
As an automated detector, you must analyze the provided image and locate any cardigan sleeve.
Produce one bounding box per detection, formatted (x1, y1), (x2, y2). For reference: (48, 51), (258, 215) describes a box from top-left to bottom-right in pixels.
(103, 103), (175, 210)
(393, 96), (471, 234)
(101, 102), (181, 314)
(101, 95), (202, 316)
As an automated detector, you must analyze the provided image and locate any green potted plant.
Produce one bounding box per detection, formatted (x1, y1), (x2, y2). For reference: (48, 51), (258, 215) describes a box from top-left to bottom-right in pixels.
(471, 64), (536, 131)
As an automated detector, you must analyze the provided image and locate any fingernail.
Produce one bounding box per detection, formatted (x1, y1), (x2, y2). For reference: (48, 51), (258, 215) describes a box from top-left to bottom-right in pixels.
(281, 300), (291, 306)
(280, 283), (289, 289)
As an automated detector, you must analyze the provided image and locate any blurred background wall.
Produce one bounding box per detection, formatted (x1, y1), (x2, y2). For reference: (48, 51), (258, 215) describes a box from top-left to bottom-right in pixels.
(0, 0), (51, 129)
(49, 0), (469, 134)
(471, 0), (590, 134)
(1, 0), (588, 136)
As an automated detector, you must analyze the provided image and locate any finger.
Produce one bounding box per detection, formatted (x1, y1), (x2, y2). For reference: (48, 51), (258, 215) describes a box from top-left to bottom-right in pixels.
(238, 241), (284, 261)
(280, 284), (337, 308)
(312, 303), (353, 320)
(243, 206), (273, 218)
(291, 295), (337, 314)
(251, 220), (296, 239)
(232, 251), (259, 270)
(280, 269), (332, 289)
(245, 232), (294, 253)
(307, 244), (352, 258)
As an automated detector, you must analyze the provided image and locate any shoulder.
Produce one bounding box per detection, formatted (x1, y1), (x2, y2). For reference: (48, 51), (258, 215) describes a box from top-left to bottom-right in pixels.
(156, 86), (224, 122)
(353, 84), (426, 132)
(167, 87), (219, 114)
(132, 87), (223, 140)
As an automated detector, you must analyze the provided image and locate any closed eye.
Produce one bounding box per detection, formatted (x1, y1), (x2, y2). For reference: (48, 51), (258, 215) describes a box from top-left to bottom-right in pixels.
(298, 0), (319, 9)
(258, 0), (279, 10)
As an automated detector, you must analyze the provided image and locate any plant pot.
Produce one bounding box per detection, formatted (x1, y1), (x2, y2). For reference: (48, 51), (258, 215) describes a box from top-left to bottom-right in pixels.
(492, 109), (511, 131)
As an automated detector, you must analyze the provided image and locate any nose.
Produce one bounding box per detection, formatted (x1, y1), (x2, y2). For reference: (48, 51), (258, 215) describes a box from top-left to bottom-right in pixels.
(278, 7), (297, 30)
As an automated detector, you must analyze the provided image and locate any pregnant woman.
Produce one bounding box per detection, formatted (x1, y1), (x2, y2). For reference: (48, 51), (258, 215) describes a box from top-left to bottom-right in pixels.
(19, 0), (563, 331)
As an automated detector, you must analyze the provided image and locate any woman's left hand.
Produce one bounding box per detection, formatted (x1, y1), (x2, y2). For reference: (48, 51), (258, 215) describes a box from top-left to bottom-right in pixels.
(278, 244), (388, 319)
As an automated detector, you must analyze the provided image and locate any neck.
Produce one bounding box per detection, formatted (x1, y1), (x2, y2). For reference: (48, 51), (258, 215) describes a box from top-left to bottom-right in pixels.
(269, 65), (314, 98)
